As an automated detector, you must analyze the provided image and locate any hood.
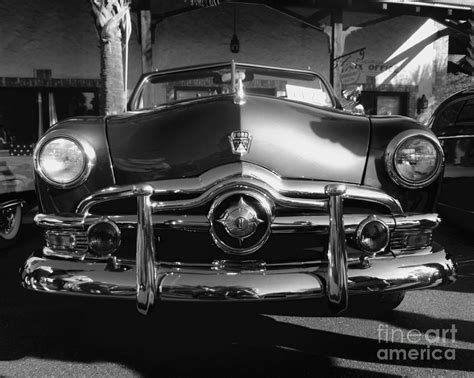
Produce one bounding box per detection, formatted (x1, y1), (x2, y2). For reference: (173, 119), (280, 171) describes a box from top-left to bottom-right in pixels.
(106, 95), (370, 185)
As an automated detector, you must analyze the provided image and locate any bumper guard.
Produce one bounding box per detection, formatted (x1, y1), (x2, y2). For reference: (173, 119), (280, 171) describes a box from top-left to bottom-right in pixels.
(21, 164), (456, 314)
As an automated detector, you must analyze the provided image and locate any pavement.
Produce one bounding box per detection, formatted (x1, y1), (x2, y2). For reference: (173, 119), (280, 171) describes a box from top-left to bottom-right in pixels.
(0, 221), (471, 377)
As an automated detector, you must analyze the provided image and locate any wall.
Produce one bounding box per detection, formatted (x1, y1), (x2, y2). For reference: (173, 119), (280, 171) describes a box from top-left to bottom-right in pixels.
(152, 4), (330, 77)
(0, 0), (100, 79)
(342, 14), (448, 119)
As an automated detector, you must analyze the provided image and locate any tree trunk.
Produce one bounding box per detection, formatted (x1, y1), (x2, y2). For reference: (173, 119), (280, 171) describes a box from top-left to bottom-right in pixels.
(468, 19), (474, 76)
(100, 38), (125, 115)
(90, 0), (131, 116)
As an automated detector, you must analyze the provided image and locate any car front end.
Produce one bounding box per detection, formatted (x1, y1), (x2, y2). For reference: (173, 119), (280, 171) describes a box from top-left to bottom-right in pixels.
(21, 62), (456, 315)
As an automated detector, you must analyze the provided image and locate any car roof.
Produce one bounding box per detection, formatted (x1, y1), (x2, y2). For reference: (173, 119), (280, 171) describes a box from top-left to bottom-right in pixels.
(432, 86), (474, 115)
(440, 87), (474, 103)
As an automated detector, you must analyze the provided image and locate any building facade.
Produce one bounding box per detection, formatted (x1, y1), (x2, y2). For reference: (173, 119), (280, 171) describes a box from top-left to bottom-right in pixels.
(0, 0), (456, 145)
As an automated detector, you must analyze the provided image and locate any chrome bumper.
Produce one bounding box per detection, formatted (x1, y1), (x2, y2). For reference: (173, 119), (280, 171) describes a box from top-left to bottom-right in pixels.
(24, 163), (456, 315)
(21, 244), (455, 302)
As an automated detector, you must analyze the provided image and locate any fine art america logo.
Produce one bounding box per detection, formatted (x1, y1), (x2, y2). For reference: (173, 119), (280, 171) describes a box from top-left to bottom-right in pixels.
(377, 324), (457, 361)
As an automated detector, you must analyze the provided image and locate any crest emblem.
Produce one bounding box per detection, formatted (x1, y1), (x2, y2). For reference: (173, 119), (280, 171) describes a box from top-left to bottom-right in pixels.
(229, 131), (252, 155)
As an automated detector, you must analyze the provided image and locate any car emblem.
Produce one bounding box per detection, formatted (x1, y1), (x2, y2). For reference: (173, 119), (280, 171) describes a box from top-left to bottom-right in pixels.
(217, 197), (264, 245)
(229, 130), (252, 155)
(208, 190), (274, 255)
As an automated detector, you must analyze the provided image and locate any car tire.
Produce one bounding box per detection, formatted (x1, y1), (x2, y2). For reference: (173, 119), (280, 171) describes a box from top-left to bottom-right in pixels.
(0, 204), (22, 247)
(375, 291), (406, 312)
(347, 291), (406, 317)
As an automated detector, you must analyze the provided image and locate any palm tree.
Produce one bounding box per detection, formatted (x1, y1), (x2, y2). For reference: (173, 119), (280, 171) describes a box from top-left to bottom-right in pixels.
(90, 0), (131, 115)
(188, 0), (220, 5)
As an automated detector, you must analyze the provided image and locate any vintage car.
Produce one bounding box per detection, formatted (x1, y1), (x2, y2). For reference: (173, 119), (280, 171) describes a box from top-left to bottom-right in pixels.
(21, 62), (456, 315)
(427, 88), (474, 232)
(0, 148), (35, 247)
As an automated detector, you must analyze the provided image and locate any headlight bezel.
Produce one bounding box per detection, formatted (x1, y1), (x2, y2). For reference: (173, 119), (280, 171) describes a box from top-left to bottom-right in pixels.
(34, 135), (96, 189)
(356, 215), (390, 255)
(385, 130), (444, 189)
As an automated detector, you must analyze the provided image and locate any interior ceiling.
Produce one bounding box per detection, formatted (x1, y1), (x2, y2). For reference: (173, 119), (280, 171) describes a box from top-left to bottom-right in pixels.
(134, 0), (473, 19)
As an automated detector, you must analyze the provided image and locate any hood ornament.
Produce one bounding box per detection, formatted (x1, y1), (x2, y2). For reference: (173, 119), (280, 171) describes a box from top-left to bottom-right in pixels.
(233, 76), (246, 105)
(231, 60), (246, 105)
(229, 130), (252, 155)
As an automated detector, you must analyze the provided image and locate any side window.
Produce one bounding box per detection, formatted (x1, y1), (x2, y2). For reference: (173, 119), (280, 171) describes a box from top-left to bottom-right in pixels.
(432, 100), (464, 133)
(456, 99), (474, 124)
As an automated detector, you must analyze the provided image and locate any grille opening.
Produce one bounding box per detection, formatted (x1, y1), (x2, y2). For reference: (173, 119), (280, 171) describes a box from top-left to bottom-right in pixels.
(342, 199), (391, 215)
(89, 198), (137, 215)
(114, 229), (328, 264)
(88, 199), (211, 216)
(87, 193), (392, 217)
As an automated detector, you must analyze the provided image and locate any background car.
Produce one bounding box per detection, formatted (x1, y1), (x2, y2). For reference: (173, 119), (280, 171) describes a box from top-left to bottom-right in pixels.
(0, 144), (35, 247)
(428, 88), (474, 232)
(21, 62), (455, 316)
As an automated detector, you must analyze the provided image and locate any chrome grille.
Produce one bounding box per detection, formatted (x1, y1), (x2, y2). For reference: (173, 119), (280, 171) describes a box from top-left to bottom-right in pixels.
(45, 230), (88, 254)
(390, 230), (433, 253)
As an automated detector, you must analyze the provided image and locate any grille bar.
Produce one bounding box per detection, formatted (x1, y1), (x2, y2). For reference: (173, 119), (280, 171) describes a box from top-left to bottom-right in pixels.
(76, 163), (403, 215)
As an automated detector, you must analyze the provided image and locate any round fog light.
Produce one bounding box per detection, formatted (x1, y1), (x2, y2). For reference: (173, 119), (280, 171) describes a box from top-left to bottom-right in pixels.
(356, 216), (389, 254)
(87, 219), (121, 256)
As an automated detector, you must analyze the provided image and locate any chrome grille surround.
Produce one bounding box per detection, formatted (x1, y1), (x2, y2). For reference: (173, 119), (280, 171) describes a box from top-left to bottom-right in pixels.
(44, 230), (88, 258)
(76, 163), (403, 215)
(32, 162), (446, 314)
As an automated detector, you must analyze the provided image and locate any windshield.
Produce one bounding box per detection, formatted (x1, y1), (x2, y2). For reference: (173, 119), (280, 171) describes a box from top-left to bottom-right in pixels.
(131, 63), (335, 110)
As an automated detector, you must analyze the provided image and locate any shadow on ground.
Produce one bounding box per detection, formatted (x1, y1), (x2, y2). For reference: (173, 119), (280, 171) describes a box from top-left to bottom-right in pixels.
(0, 224), (471, 376)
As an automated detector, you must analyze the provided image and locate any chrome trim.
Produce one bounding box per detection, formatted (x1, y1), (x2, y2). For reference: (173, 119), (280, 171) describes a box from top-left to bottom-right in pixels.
(21, 245), (456, 301)
(208, 189), (274, 255)
(43, 245), (87, 260)
(34, 212), (441, 235)
(325, 184), (348, 312)
(438, 135), (474, 140)
(160, 272), (321, 300)
(390, 230), (432, 253)
(356, 215), (390, 254)
(76, 163), (403, 215)
(45, 230), (88, 253)
(135, 185), (158, 315)
(79, 181), (328, 216)
(235, 78), (246, 105)
(393, 213), (440, 230)
(0, 199), (25, 210)
(34, 135), (96, 189)
(384, 130), (444, 189)
(231, 60), (247, 105)
(35, 213), (87, 229)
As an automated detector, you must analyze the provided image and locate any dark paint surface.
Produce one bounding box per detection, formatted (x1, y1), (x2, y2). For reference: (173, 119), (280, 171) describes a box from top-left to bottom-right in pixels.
(429, 89), (474, 228)
(35, 97), (443, 215)
(363, 115), (441, 213)
(439, 138), (474, 213)
(106, 95), (371, 185)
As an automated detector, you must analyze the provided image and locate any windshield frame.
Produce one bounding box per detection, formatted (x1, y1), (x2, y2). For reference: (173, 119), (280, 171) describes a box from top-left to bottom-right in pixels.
(128, 61), (340, 111)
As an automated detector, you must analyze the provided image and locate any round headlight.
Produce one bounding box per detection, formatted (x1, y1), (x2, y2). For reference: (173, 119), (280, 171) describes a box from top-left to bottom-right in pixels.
(87, 219), (121, 256)
(35, 137), (93, 188)
(385, 131), (443, 189)
(356, 216), (390, 254)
